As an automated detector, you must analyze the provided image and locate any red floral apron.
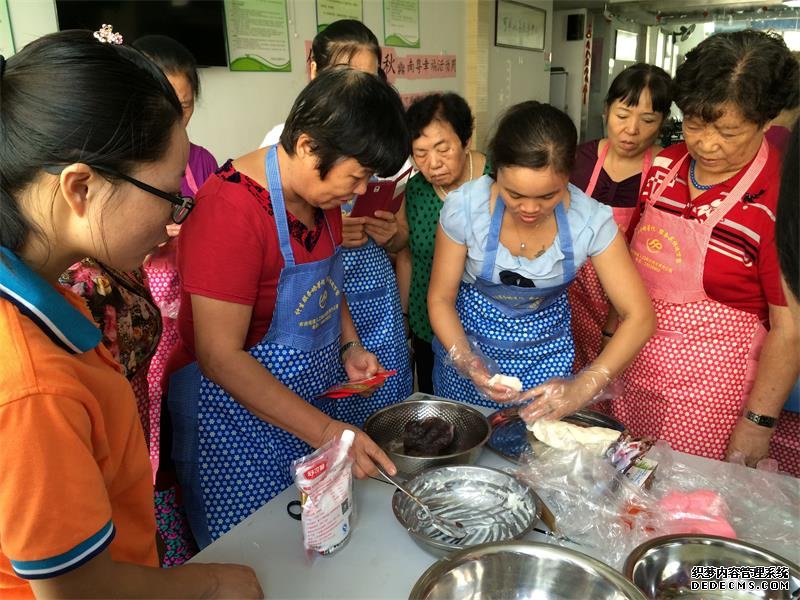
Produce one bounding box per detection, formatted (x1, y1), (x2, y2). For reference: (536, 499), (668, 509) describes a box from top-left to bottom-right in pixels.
(612, 141), (798, 472)
(570, 144), (652, 373)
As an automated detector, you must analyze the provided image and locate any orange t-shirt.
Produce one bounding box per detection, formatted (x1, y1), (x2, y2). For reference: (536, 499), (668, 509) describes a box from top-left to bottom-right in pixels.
(0, 286), (158, 598)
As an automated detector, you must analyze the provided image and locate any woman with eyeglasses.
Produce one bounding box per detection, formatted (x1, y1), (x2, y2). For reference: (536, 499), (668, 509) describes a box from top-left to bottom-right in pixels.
(0, 30), (261, 598)
(165, 68), (409, 547)
(427, 101), (654, 419)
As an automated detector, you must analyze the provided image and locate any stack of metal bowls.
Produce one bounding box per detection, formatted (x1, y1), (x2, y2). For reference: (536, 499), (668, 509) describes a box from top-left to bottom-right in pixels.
(624, 534), (800, 599)
(410, 541), (647, 600)
(392, 465), (541, 557)
(363, 395), (490, 477)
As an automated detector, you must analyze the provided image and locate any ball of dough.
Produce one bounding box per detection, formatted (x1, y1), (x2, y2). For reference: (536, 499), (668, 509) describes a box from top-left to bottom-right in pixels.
(487, 373), (523, 392)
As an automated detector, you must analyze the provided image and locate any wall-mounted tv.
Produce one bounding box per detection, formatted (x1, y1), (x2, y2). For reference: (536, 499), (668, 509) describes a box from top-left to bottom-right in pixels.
(55, 1), (228, 67)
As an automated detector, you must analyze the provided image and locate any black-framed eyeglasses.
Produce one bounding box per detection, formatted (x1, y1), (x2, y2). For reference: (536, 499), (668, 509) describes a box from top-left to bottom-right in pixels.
(92, 166), (195, 224)
(45, 164), (195, 224)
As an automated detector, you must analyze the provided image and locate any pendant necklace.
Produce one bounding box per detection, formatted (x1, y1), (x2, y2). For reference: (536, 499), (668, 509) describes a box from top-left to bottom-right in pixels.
(512, 213), (552, 258)
(436, 150), (473, 199)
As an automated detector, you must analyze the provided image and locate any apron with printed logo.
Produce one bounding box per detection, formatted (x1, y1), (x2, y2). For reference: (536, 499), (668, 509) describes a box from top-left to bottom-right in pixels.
(570, 144), (652, 373)
(168, 147), (348, 546)
(611, 141), (798, 467)
(432, 197), (577, 410)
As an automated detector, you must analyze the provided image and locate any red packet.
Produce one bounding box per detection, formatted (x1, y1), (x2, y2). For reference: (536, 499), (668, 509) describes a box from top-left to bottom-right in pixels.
(318, 370), (397, 399)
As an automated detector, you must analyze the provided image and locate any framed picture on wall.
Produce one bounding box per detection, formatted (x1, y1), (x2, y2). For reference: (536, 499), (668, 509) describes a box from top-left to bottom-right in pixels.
(495, 0), (545, 52)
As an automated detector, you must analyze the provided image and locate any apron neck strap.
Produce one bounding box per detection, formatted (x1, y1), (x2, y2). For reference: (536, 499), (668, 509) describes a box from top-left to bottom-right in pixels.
(480, 193), (576, 284)
(184, 162), (199, 195)
(639, 147), (653, 196)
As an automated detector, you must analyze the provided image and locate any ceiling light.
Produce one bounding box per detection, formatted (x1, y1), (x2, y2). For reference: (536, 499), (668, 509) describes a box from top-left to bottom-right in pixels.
(784, 0), (800, 7)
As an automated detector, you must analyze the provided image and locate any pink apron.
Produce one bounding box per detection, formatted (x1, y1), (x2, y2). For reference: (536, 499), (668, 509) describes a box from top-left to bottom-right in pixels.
(570, 143), (652, 373)
(143, 163), (198, 479)
(610, 141), (789, 464)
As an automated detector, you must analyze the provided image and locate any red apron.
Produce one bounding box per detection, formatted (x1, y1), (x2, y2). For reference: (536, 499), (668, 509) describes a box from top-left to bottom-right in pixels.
(570, 143), (652, 373)
(612, 141), (798, 471)
(143, 163), (199, 479)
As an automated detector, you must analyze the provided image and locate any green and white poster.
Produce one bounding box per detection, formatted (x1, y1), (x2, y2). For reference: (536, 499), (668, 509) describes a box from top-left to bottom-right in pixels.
(316, 0), (363, 33)
(383, 0), (419, 48)
(0, 0), (15, 57)
(225, 0), (291, 72)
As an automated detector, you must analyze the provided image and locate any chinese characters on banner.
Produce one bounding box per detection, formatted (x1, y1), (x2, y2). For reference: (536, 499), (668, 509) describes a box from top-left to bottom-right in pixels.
(304, 41), (456, 84)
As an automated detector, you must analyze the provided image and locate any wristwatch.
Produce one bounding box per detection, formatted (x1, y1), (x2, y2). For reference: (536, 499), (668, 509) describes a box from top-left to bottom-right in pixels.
(744, 410), (777, 428)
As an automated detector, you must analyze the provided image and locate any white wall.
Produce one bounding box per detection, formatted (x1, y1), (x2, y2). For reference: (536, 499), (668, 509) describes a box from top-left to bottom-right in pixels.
(485, 0), (553, 146)
(6, 0), (555, 159)
(551, 9), (586, 135)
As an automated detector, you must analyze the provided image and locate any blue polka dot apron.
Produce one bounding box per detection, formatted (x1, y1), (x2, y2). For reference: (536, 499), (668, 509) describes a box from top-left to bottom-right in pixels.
(339, 240), (412, 427)
(168, 146), (348, 547)
(432, 197), (577, 410)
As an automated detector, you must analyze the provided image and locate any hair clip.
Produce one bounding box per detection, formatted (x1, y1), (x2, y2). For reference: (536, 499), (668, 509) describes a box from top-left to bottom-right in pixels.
(93, 24), (123, 45)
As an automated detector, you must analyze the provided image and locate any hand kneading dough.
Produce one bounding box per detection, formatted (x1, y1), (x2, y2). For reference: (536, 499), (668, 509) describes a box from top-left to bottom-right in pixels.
(487, 374), (523, 392)
(528, 419), (620, 453)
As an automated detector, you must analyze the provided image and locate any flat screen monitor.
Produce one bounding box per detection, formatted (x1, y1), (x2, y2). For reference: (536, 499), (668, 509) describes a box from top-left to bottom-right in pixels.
(55, 1), (228, 67)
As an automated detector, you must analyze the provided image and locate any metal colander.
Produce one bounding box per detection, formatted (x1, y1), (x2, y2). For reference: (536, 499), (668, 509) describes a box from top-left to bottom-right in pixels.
(363, 393), (490, 477)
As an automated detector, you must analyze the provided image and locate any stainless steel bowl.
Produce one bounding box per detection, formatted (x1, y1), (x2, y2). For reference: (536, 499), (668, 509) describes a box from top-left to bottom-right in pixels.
(410, 540), (647, 600)
(624, 534), (800, 599)
(392, 465), (540, 557)
(364, 394), (490, 477)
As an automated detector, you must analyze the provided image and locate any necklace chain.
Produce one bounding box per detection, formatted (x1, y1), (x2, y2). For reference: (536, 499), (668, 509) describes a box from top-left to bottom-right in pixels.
(689, 159), (716, 191)
(511, 212), (552, 255)
(436, 150), (473, 198)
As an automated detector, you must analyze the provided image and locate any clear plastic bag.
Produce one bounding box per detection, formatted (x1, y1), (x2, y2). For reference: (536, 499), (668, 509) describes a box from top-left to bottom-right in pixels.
(514, 441), (800, 568)
(292, 430), (356, 561)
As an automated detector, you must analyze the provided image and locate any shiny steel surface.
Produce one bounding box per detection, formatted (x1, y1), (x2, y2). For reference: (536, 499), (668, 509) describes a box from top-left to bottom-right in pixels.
(487, 406), (625, 462)
(375, 465), (466, 539)
(392, 465), (540, 557)
(410, 541), (647, 600)
(364, 394), (490, 477)
(624, 534), (800, 600)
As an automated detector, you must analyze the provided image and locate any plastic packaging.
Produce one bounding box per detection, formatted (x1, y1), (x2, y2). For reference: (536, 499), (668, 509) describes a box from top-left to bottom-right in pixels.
(292, 429), (356, 559)
(514, 441), (800, 568)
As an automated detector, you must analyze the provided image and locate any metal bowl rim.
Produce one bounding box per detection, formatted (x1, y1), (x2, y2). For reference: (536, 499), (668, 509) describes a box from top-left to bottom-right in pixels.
(364, 399), (491, 460)
(392, 465), (542, 553)
(410, 540), (647, 600)
(623, 533), (800, 580)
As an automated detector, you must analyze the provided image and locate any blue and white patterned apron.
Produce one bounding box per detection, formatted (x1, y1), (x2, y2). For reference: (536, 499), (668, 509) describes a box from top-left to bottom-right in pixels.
(169, 147), (349, 547)
(432, 197), (577, 409)
(339, 239), (412, 427)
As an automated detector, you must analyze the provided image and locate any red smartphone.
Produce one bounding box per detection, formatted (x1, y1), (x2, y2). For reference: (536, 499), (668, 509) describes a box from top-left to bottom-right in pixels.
(347, 167), (413, 218)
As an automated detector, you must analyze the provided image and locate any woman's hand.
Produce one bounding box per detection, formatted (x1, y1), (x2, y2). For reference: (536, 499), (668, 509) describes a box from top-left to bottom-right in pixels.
(342, 345), (380, 380)
(342, 215), (369, 248)
(363, 210), (399, 247)
(319, 420), (397, 479)
(725, 417), (774, 467)
(519, 367), (611, 422)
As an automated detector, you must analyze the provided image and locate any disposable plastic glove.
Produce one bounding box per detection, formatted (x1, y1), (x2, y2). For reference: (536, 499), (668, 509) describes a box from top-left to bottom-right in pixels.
(445, 341), (519, 403)
(519, 366), (614, 423)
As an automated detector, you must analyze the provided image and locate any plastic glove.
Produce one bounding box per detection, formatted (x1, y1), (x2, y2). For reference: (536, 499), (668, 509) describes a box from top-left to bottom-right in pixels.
(518, 366), (612, 423)
(724, 416), (774, 468)
(445, 341), (518, 403)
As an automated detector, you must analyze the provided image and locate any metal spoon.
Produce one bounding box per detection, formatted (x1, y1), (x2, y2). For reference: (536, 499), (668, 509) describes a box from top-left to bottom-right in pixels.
(375, 465), (467, 539)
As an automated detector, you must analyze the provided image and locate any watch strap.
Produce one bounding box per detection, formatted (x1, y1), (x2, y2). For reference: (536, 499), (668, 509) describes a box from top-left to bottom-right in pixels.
(745, 410), (777, 428)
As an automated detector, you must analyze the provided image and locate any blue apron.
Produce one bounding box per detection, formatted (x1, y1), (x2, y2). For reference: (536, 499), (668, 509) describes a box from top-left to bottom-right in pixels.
(169, 147), (347, 547)
(339, 238), (412, 427)
(432, 197), (577, 409)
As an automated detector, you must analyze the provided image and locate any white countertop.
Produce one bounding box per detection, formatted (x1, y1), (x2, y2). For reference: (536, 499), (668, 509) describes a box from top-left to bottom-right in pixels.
(191, 438), (799, 600)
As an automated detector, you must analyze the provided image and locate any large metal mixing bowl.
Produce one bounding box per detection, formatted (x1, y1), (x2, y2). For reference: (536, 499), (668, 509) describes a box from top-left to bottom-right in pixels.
(391, 465), (540, 557)
(363, 394), (490, 477)
(410, 540), (647, 600)
(624, 534), (800, 599)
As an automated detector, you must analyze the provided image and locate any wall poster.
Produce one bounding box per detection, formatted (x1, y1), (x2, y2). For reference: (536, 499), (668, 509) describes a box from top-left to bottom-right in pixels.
(316, 0), (363, 32)
(383, 0), (419, 48)
(225, 0), (291, 72)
